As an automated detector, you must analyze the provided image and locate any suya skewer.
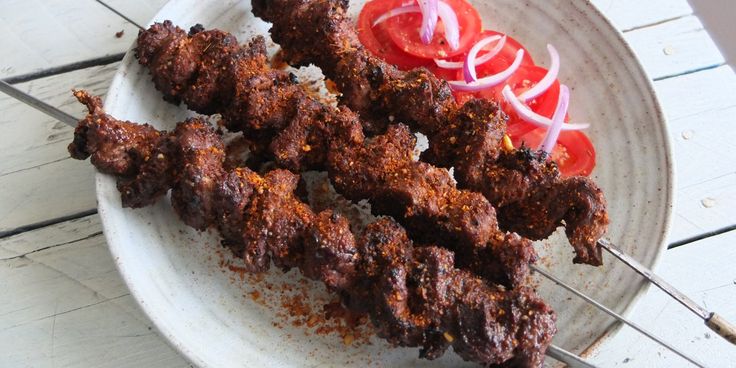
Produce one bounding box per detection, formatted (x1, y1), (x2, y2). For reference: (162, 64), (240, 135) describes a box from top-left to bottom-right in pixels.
(249, 0), (736, 347)
(2, 79), (596, 367)
(0, 72), (697, 368)
(66, 90), (558, 367)
(134, 23), (536, 288)
(252, 0), (608, 267)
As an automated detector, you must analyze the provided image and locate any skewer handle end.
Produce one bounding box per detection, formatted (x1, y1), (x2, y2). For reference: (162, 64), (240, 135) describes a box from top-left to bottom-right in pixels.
(706, 313), (736, 345)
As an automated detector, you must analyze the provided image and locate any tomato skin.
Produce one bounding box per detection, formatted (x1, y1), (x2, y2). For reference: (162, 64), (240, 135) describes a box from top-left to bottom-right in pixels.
(480, 66), (558, 113)
(424, 63), (463, 82)
(386, 0), (482, 59)
(505, 121), (537, 141)
(357, 0), (596, 177)
(357, 0), (431, 70)
(510, 128), (596, 177)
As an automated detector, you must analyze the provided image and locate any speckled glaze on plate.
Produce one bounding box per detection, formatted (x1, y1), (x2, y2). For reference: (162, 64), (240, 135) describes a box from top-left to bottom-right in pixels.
(97, 0), (673, 366)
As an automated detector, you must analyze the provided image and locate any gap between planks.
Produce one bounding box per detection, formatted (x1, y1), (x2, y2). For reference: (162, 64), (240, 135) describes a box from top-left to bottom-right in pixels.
(2, 53), (126, 85)
(0, 4), (731, 246)
(3, 212), (734, 367)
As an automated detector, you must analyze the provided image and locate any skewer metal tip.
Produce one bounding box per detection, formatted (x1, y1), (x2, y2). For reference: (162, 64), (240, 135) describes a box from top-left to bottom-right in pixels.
(598, 238), (736, 346)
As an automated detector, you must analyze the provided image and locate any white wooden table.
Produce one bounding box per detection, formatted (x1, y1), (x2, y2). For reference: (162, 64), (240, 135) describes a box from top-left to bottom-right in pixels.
(1, 1), (734, 367)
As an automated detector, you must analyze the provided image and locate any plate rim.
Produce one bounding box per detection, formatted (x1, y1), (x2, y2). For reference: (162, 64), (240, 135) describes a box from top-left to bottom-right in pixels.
(95, 0), (675, 365)
(571, 0), (675, 358)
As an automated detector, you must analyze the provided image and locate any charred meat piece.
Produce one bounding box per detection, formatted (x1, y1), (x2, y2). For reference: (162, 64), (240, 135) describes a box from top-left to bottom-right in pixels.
(68, 94), (556, 367)
(486, 149), (607, 265)
(328, 124), (535, 285)
(135, 22), (536, 286)
(252, 0), (609, 266)
(69, 91), (163, 177)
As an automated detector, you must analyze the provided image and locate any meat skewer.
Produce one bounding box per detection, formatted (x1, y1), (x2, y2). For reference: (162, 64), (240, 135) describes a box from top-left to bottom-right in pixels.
(135, 22), (535, 288)
(1, 27), (727, 367)
(250, 0), (608, 266)
(10, 80), (692, 368)
(126, 18), (733, 350)
(3, 83), (698, 367)
(67, 89), (557, 367)
(246, 0), (736, 349)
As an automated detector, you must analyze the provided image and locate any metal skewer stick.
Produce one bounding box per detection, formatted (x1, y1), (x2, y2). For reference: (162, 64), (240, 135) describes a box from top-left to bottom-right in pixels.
(532, 265), (706, 367)
(547, 344), (599, 368)
(94, 0), (146, 31)
(0, 83), (598, 368)
(597, 238), (736, 346)
(0, 81), (78, 127)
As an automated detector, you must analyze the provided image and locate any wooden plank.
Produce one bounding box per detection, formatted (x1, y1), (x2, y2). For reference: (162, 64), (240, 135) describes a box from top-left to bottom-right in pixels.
(101, 0), (170, 26)
(3, 210), (734, 368)
(0, 215), (188, 368)
(623, 15), (725, 81)
(107, 0), (694, 35)
(589, 0), (693, 31)
(589, 230), (736, 367)
(0, 0), (140, 80)
(0, 63), (120, 234)
(652, 65), (736, 242)
(108, 0), (690, 34)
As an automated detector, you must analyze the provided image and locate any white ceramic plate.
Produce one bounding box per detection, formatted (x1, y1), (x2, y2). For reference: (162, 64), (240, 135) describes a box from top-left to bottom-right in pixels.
(98, 0), (673, 366)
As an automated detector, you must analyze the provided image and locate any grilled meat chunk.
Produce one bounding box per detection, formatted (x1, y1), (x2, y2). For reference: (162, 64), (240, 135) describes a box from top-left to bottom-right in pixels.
(252, 0), (608, 265)
(135, 22), (537, 285)
(68, 94), (556, 367)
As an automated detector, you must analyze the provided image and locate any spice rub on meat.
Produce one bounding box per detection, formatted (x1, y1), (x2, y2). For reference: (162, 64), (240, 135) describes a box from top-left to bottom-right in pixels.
(67, 91), (556, 367)
(251, 0), (608, 265)
(134, 21), (536, 287)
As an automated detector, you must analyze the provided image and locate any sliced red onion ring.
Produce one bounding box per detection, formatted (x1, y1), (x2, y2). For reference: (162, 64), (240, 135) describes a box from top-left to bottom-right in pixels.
(539, 84), (570, 154)
(437, 1), (459, 50)
(448, 49), (525, 92)
(463, 35), (506, 82)
(372, 1), (459, 50)
(372, 4), (420, 27)
(434, 58), (464, 69)
(434, 35), (505, 69)
(501, 85), (589, 130)
(418, 0), (439, 45)
(518, 44), (560, 102)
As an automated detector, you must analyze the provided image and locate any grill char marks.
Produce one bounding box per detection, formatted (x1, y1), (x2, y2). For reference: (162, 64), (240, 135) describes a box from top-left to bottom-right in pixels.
(252, 0), (609, 266)
(67, 92), (556, 367)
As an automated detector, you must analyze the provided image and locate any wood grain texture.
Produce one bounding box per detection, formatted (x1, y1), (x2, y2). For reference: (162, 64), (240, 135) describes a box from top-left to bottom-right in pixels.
(0, 0), (139, 80)
(0, 215), (189, 368)
(0, 64), (119, 234)
(589, 0), (693, 31)
(588, 230), (736, 367)
(654, 65), (736, 242)
(623, 15), (725, 80)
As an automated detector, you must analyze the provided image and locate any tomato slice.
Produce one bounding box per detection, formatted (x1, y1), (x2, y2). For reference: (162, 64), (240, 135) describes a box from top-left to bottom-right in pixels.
(505, 121), (536, 141)
(386, 0), (482, 59)
(510, 128), (596, 177)
(424, 63), (463, 81)
(357, 0), (431, 70)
